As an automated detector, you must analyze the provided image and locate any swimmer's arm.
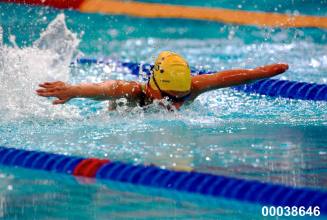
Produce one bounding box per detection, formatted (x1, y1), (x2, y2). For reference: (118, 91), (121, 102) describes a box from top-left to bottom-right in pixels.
(36, 80), (142, 104)
(72, 81), (142, 99)
(192, 63), (288, 93)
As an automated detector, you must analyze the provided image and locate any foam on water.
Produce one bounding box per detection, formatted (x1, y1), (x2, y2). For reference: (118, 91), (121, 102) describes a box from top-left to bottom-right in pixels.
(0, 14), (80, 120)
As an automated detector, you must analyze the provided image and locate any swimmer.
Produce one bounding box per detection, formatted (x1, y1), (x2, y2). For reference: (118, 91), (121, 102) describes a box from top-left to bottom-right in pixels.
(36, 51), (289, 110)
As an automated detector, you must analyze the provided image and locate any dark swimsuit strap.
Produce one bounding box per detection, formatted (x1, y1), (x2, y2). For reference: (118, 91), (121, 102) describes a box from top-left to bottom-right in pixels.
(139, 84), (147, 107)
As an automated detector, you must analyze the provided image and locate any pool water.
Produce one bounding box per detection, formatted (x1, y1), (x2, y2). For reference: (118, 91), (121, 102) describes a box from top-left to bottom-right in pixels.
(0, 1), (327, 219)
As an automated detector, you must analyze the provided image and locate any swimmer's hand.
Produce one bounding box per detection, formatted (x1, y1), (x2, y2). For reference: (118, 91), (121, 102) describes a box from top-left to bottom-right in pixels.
(36, 81), (74, 104)
(256, 63), (289, 75)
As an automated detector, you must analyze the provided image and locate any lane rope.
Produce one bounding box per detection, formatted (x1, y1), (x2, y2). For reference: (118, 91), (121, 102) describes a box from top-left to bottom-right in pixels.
(0, 146), (326, 214)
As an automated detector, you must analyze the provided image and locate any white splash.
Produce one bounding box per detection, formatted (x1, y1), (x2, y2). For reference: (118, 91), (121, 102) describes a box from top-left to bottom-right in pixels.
(0, 14), (81, 120)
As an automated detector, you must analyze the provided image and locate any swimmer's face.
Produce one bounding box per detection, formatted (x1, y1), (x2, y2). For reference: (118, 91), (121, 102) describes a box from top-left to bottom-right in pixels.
(163, 90), (191, 98)
(147, 81), (191, 101)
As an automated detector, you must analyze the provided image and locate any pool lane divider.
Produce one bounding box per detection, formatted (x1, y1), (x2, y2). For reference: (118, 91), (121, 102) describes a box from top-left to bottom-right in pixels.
(3, 0), (327, 29)
(74, 58), (327, 102)
(0, 146), (326, 214)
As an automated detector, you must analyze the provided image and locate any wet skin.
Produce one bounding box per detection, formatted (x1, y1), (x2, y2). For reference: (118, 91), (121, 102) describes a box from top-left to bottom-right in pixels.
(36, 63), (289, 110)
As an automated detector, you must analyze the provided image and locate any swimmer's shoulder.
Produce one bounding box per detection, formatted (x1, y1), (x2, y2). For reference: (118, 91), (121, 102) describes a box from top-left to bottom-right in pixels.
(125, 81), (150, 105)
(118, 81), (144, 98)
(134, 81), (146, 95)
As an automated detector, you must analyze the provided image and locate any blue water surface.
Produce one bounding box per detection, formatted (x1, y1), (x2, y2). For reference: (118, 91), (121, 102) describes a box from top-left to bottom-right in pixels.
(0, 1), (326, 219)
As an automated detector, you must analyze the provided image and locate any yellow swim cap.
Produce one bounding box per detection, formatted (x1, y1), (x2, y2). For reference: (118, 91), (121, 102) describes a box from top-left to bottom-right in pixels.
(149, 51), (191, 92)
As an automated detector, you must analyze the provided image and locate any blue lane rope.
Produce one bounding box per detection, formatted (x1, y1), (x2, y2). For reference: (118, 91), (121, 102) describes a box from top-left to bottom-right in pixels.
(0, 146), (326, 214)
(73, 58), (327, 101)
